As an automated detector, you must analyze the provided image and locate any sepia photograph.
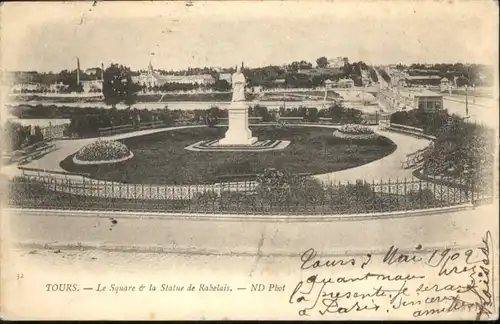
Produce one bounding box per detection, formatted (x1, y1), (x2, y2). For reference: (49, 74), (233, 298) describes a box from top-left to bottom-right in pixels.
(0, 0), (499, 320)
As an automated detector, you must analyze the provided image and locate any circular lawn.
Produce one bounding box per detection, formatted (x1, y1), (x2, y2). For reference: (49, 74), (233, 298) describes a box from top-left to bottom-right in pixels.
(60, 126), (397, 185)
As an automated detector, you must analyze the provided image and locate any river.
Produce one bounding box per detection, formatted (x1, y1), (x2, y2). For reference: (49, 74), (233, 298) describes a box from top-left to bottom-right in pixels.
(9, 100), (342, 110)
(8, 97), (381, 112)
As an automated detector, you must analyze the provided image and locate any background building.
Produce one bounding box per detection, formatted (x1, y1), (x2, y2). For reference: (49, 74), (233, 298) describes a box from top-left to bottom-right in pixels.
(337, 78), (355, 88)
(324, 79), (337, 88)
(405, 75), (442, 86)
(327, 57), (345, 68)
(132, 62), (215, 88)
(413, 90), (443, 112)
(81, 80), (103, 92)
(219, 72), (232, 84)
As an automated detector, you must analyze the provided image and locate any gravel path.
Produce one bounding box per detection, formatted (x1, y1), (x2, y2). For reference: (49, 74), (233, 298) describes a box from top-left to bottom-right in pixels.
(15, 125), (430, 184)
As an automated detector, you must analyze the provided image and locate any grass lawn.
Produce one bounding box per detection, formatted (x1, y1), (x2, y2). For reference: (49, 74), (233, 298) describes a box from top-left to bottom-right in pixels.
(60, 126), (397, 185)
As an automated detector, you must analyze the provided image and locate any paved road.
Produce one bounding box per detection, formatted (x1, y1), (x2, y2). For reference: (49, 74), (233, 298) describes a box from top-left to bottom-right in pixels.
(3, 204), (497, 320)
(393, 89), (498, 128)
(442, 96), (498, 128)
(8, 205), (494, 256)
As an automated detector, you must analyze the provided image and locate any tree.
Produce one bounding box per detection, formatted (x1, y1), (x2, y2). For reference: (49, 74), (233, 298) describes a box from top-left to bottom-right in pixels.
(4, 121), (27, 151)
(124, 78), (142, 108)
(206, 106), (221, 127)
(307, 107), (319, 122)
(212, 79), (231, 92)
(57, 69), (84, 93)
(252, 104), (273, 122)
(102, 64), (141, 108)
(454, 76), (470, 87)
(160, 108), (176, 126)
(316, 57), (328, 68)
(31, 126), (44, 144)
(369, 67), (378, 82)
(299, 60), (313, 70)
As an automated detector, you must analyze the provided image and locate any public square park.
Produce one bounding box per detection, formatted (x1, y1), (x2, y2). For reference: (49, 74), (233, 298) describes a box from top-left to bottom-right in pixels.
(1, 6), (497, 217)
(4, 62), (496, 215)
(2, 2), (499, 321)
(59, 125), (396, 185)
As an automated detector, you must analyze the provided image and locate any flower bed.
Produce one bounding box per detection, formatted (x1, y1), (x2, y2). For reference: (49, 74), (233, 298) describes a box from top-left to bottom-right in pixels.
(338, 124), (374, 135)
(333, 124), (377, 139)
(73, 139), (134, 165)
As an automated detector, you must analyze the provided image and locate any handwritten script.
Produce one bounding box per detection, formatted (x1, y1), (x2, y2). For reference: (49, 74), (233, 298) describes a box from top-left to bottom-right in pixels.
(289, 231), (494, 319)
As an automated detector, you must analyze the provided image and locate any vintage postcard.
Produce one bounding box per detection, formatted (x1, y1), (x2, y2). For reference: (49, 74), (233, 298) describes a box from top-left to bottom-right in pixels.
(0, 0), (499, 320)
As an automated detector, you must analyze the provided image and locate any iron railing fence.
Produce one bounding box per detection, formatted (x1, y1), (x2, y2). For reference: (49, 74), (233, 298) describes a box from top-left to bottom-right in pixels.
(7, 174), (493, 215)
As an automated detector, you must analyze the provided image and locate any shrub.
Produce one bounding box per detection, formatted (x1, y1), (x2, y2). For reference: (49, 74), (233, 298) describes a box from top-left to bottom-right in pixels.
(191, 190), (219, 205)
(255, 169), (326, 206)
(390, 109), (451, 136)
(407, 189), (437, 208)
(287, 177), (325, 206)
(255, 168), (290, 204)
(8, 177), (48, 202)
(422, 120), (494, 185)
(325, 181), (374, 208)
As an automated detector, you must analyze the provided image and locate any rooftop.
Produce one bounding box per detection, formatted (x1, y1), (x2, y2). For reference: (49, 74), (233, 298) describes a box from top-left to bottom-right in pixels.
(406, 75), (442, 80)
(414, 90), (443, 97)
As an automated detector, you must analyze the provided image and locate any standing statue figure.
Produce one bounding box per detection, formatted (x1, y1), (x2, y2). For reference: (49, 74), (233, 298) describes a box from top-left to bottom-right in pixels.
(218, 61), (257, 146)
(231, 63), (246, 102)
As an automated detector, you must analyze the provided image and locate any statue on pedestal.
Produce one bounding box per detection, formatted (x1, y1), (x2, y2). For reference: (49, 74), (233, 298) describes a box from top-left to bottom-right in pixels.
(218, 61), (258, 146)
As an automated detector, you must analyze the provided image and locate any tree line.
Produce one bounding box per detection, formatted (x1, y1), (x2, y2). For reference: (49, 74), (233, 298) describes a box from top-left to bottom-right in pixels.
(3, 122), (45, 151)
(19, 101), (366, 138)
(390, 108), (494, 183)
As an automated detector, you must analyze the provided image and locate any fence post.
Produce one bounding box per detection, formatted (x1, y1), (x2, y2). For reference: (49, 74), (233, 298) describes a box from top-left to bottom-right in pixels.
(432, 176), (437, 208)
(380, 177), (384, 212)
(141, 182), (145, 211)
(134, 182), (138, 211)
(188, 184), (192, 213)
(448, 180), (460, 205)
(53, 177), (58, 206)
(80, 176), (85, 207)
(164, 184), (168, 212)
(89, 177), (94, 200)
(371, 179), (376, 212)
(387, 178), (391, 212)
(396, 178), (400, 210)
(99, 180), (108, 201)
(404, 177), (409, 210)
(471, 177), (475, 206)
(148, 182), (153, 210)
(419, 178), (423, 209)
(67, 178), (72, 207)
(111, 180), (115, 210)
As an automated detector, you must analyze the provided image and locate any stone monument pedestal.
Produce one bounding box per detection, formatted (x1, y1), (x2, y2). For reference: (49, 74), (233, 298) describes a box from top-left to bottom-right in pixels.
(218, 101), (258, 145)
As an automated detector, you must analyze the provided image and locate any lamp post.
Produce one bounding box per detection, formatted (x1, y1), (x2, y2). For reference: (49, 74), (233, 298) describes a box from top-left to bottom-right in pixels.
(464, 66), (476, 116)
(472, 83), (476, 104)
(465, 84), (469, 117)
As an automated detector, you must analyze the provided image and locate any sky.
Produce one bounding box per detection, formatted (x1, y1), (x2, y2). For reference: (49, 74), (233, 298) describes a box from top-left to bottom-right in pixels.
(1, 1), (498, 72)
